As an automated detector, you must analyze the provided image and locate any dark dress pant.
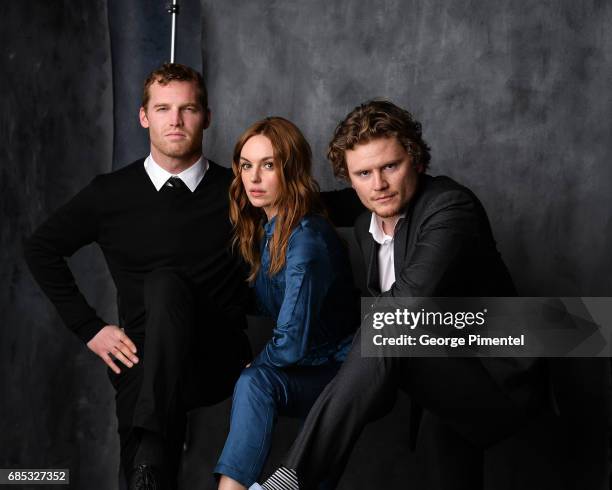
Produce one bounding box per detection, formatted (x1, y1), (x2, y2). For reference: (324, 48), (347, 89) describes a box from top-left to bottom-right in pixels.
(107, 269), (251, 481)
(283, 327), (546, 490)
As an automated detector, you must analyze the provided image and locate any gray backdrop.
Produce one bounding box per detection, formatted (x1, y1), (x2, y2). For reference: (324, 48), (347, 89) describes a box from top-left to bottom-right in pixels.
(1, 0), (611, 489)
(1, 2), (117, 489)
(201, 0), (612, 297)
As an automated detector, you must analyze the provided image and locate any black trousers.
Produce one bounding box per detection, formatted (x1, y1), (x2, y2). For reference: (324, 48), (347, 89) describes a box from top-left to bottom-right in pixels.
(283, 327), (546, 490)
(107, 269), (251, 481)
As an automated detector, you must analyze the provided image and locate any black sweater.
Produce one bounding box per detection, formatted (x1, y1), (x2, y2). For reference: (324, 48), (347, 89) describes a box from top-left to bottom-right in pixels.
(25, 159), (250, 344)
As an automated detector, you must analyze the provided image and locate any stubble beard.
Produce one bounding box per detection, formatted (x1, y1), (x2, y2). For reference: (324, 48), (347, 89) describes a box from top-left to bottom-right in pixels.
(156, 137), (201, 161)
(369, 198), (403, 220)
(373, 207), (402, 219)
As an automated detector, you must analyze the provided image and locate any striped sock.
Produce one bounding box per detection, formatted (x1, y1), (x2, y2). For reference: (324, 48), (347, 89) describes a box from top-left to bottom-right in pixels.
(261, 466), (299, 490)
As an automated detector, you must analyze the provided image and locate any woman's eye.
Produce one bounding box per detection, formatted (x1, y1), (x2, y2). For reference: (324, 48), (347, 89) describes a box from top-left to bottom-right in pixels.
(263, 161), (274, 169)
(240, 162), (251, 170)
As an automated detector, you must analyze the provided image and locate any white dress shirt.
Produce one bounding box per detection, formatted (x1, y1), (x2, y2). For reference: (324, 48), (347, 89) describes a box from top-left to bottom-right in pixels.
(368, 213), (405, 293)
(144, 154), (208, 192)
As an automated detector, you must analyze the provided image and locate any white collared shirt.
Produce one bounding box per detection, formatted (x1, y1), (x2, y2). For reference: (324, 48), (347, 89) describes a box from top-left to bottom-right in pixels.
(368, 213), (405, 293)
(144, 154), (208, 192)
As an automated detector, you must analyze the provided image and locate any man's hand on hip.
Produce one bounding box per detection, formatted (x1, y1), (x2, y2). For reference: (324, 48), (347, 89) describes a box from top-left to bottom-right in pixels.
(87, 325), (139, 374)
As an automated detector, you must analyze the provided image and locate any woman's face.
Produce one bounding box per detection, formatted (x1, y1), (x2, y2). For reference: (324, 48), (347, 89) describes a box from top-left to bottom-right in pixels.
(239, 134), (281, 219)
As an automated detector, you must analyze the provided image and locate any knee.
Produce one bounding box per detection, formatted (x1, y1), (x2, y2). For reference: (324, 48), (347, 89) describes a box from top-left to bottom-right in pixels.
(322, 357), (393, 406)
(143, 269), (192, 305)
(233, 366), (282, 405)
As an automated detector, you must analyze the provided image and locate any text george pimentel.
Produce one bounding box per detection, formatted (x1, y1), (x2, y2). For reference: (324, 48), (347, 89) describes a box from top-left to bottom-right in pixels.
(370, 308), (525, 347)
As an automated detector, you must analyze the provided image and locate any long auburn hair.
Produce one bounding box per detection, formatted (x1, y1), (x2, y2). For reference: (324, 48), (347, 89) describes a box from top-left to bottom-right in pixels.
(229, 117), (326, 282)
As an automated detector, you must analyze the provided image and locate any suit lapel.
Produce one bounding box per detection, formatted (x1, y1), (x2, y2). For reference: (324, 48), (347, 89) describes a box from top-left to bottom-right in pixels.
(366, 239), (381, 295)
(392, 178), (424, 278)
(393, 217), (409, 276)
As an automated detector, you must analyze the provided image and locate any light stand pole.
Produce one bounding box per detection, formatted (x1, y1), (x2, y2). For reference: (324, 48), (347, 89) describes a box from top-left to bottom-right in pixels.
(167, 0), (179, 62)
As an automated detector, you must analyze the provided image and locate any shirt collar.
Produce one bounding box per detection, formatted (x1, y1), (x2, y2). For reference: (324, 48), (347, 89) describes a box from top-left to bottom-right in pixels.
(263, 215), (277, 237)
(144, 154), (208, 192)
(368, 212), (405, 245)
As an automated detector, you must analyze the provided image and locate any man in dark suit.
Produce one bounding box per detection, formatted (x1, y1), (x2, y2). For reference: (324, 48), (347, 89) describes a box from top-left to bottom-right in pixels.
(259, 100), (546, 490)
(25, 63), (252, 490)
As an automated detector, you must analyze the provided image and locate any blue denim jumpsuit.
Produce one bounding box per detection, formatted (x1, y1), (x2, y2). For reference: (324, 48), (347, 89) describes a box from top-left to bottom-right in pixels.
(214, 214), (359, 486)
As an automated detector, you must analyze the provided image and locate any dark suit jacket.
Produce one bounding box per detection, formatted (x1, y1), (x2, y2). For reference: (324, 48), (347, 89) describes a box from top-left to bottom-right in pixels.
(354, 174), (516, 298)
(353, 174), (540, 420)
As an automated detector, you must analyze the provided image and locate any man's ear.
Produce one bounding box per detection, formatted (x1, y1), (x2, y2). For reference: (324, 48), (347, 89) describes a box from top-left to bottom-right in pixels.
(411, 156), (424, 174)
(203, 108), (212, 130)
(139, 107), (149, 129)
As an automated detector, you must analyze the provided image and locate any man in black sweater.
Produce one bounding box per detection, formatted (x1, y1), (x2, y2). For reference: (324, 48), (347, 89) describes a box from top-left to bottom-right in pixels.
(25, 63), (252, 490)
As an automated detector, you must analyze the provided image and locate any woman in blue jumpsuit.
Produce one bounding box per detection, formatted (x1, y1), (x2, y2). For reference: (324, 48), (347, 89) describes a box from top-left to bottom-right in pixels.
(214, 117), (359, 490)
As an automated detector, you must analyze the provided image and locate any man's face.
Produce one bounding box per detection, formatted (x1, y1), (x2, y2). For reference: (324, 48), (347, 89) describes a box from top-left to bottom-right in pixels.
(139, 80), (210, 165)
(345, 137), (422, 219)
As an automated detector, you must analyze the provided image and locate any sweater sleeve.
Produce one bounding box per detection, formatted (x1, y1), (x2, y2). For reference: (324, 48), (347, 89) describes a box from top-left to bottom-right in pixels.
(251, 228), (331, 368)
(24, 177), (107, 344)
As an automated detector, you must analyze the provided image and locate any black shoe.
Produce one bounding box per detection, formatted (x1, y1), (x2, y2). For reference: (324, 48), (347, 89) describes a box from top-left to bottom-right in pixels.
(128, 464), (167, 490)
